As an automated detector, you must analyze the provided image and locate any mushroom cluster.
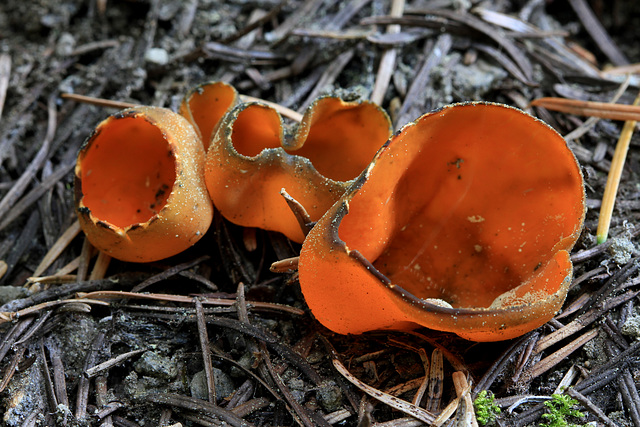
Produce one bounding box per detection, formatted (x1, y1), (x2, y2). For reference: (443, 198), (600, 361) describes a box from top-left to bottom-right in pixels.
(74, 85), (585, 341)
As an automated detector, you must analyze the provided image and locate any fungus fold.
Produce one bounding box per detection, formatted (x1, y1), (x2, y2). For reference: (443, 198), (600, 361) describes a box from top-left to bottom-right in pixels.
(75, 106), (213, 262)
(298, 102), (585, 341)
(181, 82), (393, 243)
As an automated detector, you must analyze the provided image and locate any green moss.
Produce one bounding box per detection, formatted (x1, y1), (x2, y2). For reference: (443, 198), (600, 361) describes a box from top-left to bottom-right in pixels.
(474, 390), (501, 425)
(541, 394), (585, 427)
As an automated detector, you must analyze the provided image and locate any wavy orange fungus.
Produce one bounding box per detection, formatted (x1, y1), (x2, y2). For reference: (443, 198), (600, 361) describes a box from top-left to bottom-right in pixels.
(197, 91), (392, 243)
(179, 81), (238, 150)
(298, 103), (585, 341)
(75, 107), (213, 262)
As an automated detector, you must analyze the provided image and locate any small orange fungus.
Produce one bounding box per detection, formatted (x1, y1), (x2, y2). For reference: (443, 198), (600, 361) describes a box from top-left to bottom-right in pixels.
(75, 106), (213, 262)
(298, 103), (585, 341)
(182, 82), (392, 243)
(179, 81), (239, 151)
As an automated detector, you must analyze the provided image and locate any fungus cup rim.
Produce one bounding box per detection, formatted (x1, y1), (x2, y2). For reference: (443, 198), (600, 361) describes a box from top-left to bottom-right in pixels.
(74, 105), (213, 263)
(300, 101), (585, 339)
(75, 108), (181, 233)
(204, 91), (393, 242)
(216, 94), (392, 181)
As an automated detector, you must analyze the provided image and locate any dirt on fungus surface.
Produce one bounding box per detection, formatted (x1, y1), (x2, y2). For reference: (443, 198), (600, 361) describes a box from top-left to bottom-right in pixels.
(1, 0), (640, 426)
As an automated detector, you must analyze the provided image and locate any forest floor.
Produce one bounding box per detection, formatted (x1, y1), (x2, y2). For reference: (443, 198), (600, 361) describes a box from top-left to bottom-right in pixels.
(1, 0), (640, 426)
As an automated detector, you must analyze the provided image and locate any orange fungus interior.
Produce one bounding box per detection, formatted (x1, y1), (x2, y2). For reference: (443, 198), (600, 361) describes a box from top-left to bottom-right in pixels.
(79, 116), (177, 229)
(287, 101), (392, 182)
(231, 105), (283, 157)
(337, 104), (583, 309)
(184, 83), (237, 149)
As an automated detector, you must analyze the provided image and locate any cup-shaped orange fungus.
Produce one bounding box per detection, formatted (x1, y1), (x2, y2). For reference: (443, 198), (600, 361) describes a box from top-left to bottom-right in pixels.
(179, 81), (239, 151)
(192, 90), (392, 243)
(75, 106), (213, 262)
(298, 102), (585, 342)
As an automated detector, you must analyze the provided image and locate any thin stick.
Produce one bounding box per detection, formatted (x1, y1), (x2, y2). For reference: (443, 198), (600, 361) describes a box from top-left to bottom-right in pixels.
(0, 299), (110, 325)
(370, 0), (405, 105)
(270, 256), (299, 273)
(596, 91), (640, 243)
(564, 75), (631, 142)
(85, 349), (145, 378)
(54, 257), (80, 277)
(32, 220), (82, 277)
(452, 372), (478, 427)
(61, 92), (138, 109)
(602, 62), (640, 76)
(0, 95), (57, 221)
(332, 357), (436, 424)
(195, 298), (216, 403)
(77, 290), (305, 315)
(89, 251), (111, 280)
(530, 97), (640, 121)
(76, 238), (93, 282)
(62, 92), (303, 122)
(0, 261), (7, 280)
(0, 53), (11, 119)
(238, 95), (303, 122)
(412, 348), (430, 406)
(526, 329), (598, 379)
(565, 387), (618, 427)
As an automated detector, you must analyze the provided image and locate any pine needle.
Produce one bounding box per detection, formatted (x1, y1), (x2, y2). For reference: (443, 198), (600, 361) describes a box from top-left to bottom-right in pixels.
(596, 91), (640, 243)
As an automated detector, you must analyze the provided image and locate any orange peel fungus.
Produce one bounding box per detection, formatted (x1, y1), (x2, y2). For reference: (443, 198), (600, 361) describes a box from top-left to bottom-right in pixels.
(181, 82), (393, 243)
(75, 106), (213, 262)
(298, 102), (585, 341)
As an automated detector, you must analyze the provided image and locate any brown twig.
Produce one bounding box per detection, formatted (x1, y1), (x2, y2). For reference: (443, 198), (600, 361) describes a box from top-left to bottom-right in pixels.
(32, 220), (82, 278)
(525, 328), (598, 379)
(565, 387), (618, 427)
(530, 97), (640, 121)
(567, 0), (629, 66)
(195, 297), (216, 403)
(85, 349), (146, 378)
(131, 255), (210, 292)
(371, 0), (405, 105)
(0, 53), (11, 119)
(77, 290), (305, 316)
(0, 95), (57, 222)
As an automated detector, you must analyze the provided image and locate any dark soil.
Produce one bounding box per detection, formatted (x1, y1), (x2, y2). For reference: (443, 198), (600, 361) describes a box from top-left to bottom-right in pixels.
(1, 0), (640, 426)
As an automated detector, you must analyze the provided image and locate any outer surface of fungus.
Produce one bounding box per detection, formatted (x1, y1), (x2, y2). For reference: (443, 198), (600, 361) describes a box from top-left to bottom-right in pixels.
(196, 91), (392, 243)
(75, 106), (213, 262)
(298, 102), (585, 342)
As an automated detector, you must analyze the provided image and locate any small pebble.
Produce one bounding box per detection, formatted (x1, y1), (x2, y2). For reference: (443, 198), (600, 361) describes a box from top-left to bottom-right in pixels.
(145, 48), (169, 65)
(190, 368), (234, 400)
(134, 351), (177, 380)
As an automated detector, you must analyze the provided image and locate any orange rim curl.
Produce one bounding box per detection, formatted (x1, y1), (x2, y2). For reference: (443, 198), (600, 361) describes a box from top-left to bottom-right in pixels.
(182, 82), (392, 243)
(299, 102), (586, 341)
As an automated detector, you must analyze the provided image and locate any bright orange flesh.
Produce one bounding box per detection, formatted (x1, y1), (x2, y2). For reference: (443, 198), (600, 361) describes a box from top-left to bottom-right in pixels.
(231, 105), (282, 157)
(200, 94), (392, 243)
(299, 103), (585, 341)
(79, 117), (176, 228)
(286, 98), (393, 182)
(179, 81), (238, 150)
(75, 107), (213, 263)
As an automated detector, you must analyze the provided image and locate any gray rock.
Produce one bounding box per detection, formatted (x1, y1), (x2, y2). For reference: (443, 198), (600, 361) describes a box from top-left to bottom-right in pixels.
(190, 368), (234, 401)
(316, 381), (342, 412)
(134, 351), (178, 380)
(2, 358), (46, 426)
(621, 315), (640, 339)
(145, 48), (169, 65)
(607, 236), (636, 266)
(0, 286), (29, 306)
